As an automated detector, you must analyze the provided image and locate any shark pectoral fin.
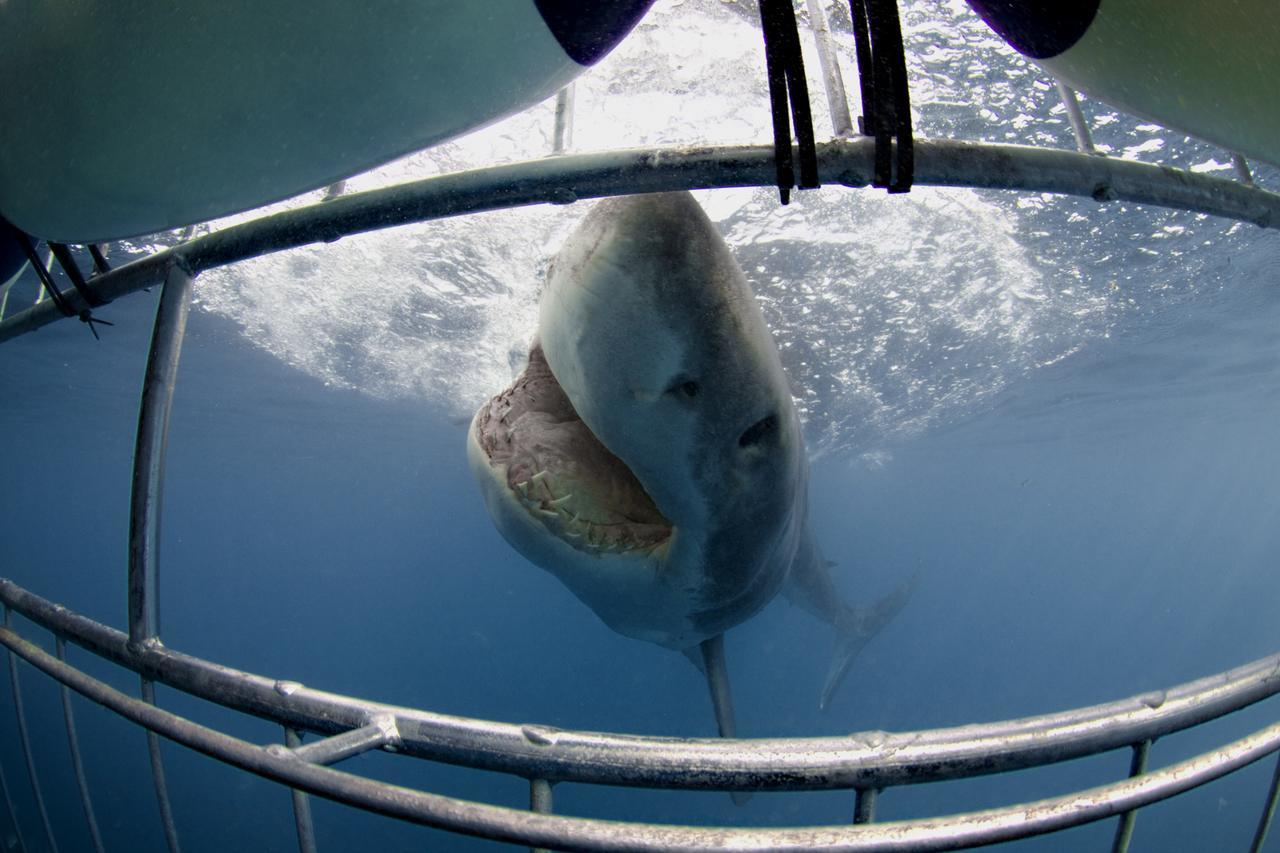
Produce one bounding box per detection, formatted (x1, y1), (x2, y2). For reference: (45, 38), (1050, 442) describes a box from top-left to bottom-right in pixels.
(819, 573), (919, 713)
(691, 635), (752, 807)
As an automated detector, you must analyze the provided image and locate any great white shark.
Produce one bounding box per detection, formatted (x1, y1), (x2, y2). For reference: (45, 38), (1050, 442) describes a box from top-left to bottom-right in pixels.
(468, 191), (912, 740)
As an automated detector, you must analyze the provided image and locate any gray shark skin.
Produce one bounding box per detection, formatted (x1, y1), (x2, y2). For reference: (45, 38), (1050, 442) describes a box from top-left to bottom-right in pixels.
(468, 191), (911, 739)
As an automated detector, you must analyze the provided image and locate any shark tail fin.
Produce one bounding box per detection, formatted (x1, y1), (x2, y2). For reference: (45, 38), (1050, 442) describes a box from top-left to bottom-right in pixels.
(819, 573), (918, 712)
(688, 635), (752, 807)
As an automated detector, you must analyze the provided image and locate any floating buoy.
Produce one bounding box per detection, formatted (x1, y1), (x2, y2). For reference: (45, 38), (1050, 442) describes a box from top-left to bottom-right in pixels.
(0, 1), (653, 243)
(966, 0), (1280, 166)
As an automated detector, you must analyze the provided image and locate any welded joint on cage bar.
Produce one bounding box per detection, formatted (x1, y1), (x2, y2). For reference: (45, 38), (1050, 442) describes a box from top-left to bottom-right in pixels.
(270, 715), (400, 767)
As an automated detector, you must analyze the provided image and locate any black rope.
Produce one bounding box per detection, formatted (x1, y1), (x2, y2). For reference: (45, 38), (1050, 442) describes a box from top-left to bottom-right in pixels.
(850, 0), (914, 193)
(758, 0), (821, 204)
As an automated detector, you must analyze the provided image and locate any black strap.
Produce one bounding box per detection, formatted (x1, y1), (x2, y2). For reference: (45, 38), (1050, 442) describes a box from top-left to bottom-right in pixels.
(758, 0), (821, 204)
(850, 0), (913, 193)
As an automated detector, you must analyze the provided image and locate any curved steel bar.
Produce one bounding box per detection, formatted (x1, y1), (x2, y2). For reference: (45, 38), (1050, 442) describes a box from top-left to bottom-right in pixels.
(56, 638), (107, 853)
(4, 609), (61, 853)
(2, 137), (1279, 344)
(2, 621), (1279, 853)
(2, 578), (1278, 793)
(129, 262), (194, 646)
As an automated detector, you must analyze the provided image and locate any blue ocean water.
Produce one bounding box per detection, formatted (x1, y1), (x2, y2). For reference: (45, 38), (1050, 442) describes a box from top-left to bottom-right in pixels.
(4, 1), (1280, 851)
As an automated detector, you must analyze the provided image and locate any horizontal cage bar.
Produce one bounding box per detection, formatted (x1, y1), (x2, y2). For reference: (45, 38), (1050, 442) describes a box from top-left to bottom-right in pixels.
(2, 137), (1278, 344)
(1, 616), (1278, 852)
(1, 577), (1278, 792)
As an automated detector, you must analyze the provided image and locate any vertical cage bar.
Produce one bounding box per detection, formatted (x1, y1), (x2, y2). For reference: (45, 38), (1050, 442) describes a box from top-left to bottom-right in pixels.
(552, 85), (576, 155)
(1110, 739), (1151, 853)
(1249, 751), (1280, 853)
(3, 609), (60, 853)
(1232, 153), (1255, 186)
(803, 0), (855, 136)
(56, 638), (106, 853)
(87, 245), (111, 275)
(0, 763), (26, 853)
(1054, 80), (1096, 154)
(129, 262), (192, 853)
(142, 678), (182, 853)
(285, 728), (320, 853)
(853, 786), (879, 824)
(529, 778), (554, 853)
(0, 635), (29, 853)
(129, 261), (193, 646)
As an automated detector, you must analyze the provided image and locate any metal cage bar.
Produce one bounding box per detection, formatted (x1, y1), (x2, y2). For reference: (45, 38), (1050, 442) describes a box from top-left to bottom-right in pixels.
(0, 754), (27, 853)
(142, 677), (183, 853)
(553, 85), (576, 155)
(285, 727), (320, 853)
(1251, 751), (1280, 853)
(804, 0), (856, 137)
(2, 137), (1279, 345)
(56, 637), (106, 853)
(1054, 80), (1097, 155)
(0, 616), (1278, 852)
(1110, 738), (1152, 853)
(282, 719), (397, 766)
(129, 261), (194, 853)
(3, 608), (60, 853)
(2, 577), (1278, 795)
(530, 778), (555, 853)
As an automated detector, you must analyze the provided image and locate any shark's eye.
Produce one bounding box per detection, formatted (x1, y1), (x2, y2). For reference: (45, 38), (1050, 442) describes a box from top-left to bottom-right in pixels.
(739, 413), (778, 448)
(666, 378), (700, 399)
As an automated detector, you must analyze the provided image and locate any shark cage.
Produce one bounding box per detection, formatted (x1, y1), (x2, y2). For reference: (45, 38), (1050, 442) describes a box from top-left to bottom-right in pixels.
(2, 1), (1279, 851)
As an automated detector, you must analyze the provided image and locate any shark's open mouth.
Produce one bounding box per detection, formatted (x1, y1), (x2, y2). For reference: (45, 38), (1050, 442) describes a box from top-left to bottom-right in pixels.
(472, 343), (672, 555)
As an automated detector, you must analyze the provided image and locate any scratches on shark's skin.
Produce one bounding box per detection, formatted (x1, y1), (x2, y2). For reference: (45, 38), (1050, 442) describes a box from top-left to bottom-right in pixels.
(466, 191), (914, 738)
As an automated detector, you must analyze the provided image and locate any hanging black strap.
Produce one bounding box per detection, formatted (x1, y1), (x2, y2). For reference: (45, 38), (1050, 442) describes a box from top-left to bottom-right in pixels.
(758, 0), (821, 204)
(850, 0), (913, 193)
